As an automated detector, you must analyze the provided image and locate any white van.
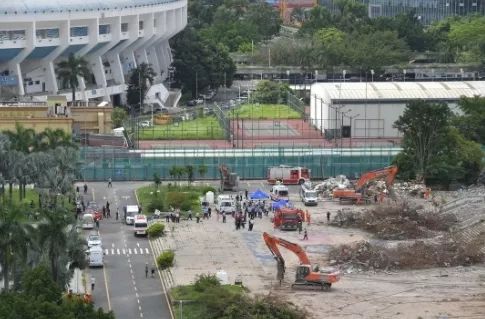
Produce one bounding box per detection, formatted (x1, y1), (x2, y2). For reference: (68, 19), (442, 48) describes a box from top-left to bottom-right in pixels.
(82, 213), (95, 229)
(270, 184), (289, 201)
(300, 188), (318, 206)
(134, 215), (148, 236)
(216, 195), (236, 215)
(87, 245), (103, 267)
(125, 205), (139, 225)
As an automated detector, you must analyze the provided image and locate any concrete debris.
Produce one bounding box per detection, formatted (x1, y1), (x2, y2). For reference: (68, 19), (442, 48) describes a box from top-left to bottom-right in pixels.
(393, 181), (428, 197)
(330, 200), (457, 240)
(314, 175), (350, 197)
(329, 234), (485, 271)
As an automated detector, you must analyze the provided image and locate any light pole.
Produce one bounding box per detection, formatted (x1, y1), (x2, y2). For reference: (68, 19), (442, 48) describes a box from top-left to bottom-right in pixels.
(403, 69), (407, 82)
(370, 69), (374, 82)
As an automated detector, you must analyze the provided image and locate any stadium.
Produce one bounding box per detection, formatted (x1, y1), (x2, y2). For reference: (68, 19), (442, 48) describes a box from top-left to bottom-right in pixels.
(0, 0), (187, 107)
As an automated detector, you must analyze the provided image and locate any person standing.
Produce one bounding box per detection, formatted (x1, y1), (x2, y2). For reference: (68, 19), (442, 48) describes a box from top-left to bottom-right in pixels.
(116, 209), (119, 220)
(196, 212), (200, 223)
(248, 218), (254, 231)
(303, 229), (308, 240)
(145, 263), (149, 278)
(208, 207), (212, 218)
(326, 211), (331, 222)
(151, 264), (156, 278)
(188, 210), (192, 220)
(107, 177), (112, 188)
(90, 277), (95, 291)
(83, 183), (88, 194)
(245, 189), (248, 199)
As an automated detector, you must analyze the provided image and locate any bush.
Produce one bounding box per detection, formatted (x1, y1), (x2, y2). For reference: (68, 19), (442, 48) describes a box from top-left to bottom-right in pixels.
(148, 195), (165, 213)
(157, 250), (175, 269)
(194, 274), (221, 292)
(147, 222), (165, 238)
(166, 192), (198, 211)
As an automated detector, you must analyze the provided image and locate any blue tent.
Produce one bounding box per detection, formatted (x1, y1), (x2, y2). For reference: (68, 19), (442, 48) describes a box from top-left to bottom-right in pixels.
(249, 189), (270, 200)
(272, 199), (290, 211)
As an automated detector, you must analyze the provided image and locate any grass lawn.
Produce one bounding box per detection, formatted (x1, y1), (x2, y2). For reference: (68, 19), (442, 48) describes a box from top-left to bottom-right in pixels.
(170, 284), (244, 319)
(228, 104), (302, 120)
(136, 184), (216, 215)
(138, 116), (224, 140)
(6, 188), (39, 207)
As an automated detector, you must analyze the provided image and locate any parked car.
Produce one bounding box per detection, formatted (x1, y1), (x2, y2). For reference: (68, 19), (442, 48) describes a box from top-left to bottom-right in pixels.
(138, 120), (152, 128)
(87, 232), (102, 248)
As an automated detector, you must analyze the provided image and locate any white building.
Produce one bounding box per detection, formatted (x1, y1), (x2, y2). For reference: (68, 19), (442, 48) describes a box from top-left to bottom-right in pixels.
(310, 81), (485, 139)
(0, 0), (187, 107)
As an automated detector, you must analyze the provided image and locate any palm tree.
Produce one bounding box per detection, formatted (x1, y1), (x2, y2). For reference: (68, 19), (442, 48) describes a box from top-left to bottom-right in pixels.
(36, 207), (74, 285)
(56, 53), (90, 105)
(2, 123), (36, 153)
(36, 128), (76, 151)
(126, 63), (157, 112)
(0, 203), (34, 292)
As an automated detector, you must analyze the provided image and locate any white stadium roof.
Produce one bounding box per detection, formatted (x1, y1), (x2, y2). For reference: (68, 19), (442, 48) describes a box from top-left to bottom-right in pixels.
(311, 81), (485, 102)
(0, 0), (173, 14)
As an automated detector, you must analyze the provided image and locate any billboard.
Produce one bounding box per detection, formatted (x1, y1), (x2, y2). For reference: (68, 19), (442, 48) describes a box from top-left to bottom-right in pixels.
(0, 76), (18, 86)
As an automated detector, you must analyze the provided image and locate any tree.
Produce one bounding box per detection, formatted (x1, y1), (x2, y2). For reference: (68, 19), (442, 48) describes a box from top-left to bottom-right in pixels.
(0, 203), (34, 292)
(454, 96), (485, 145)
(111, 107), (128, 128)
(198, 164), (208, 179)
(171, 27), (236, 97)
(185, 165), (194, 185)
(153, 172), (161, 188)
(252, 81), (292, 104)
(126, 63), (157, 112)
(36, 207), (77, 286)
(22, 265), (62, 303)
(393, 101), (452, 182)
(56, 53), (90, 105)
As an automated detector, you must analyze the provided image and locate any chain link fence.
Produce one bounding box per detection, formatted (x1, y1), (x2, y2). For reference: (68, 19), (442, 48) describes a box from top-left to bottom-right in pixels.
(79, 146), (400, 181)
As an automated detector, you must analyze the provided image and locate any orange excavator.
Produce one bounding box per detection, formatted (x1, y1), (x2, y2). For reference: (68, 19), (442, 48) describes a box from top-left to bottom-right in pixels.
(263, 232), (340, 290)
(332, 165), (398, 204)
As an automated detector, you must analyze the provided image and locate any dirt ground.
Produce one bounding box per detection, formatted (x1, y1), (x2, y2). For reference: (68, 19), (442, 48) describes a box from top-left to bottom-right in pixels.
(156, 182), (485, 319)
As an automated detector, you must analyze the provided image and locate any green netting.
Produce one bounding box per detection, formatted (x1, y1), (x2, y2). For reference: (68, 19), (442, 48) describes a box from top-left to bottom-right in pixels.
(79, 146), (401, 181)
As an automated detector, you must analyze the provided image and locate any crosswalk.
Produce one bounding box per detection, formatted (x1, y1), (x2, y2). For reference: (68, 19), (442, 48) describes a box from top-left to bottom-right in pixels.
(104, 247), (151, 256)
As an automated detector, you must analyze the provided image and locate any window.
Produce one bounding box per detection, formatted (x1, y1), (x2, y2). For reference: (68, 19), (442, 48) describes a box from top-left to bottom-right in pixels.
(70, 26), (88, 37)
(36, 28), (59, 39)
(98, 24), (110, 35)
(139, 21), (144, 30)
(0, 30), (26, 41)
(121, 23), (129, 32)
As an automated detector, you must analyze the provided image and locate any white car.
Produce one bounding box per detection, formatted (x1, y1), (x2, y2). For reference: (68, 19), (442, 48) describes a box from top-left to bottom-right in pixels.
(138, 120), (152, 128)
(87, 233), (102, 248)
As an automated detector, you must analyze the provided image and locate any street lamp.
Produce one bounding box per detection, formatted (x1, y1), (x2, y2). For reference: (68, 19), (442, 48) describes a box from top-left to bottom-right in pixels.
(403, 69), (407, 82)
(370, 69), (374, 82)
(342, 70), (346, 82)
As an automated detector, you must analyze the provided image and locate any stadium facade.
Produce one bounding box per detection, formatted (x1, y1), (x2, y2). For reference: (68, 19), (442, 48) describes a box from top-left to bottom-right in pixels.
(0, 0), (187, 107)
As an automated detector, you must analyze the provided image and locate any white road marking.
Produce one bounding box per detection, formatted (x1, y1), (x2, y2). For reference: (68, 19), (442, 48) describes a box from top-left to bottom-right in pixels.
(134, 248), (138, 254)
(111, 249), (115, 255)
(137, 242), (140, 247)
(117, 249), (120, 255)
(136, 292), (139, 298)
(122, 249), (126, 255)
(112, 243), (115, 248)
(134, 286), (137, 292)
(145, 248), (149, 254)
(130, 268), (133, 274)
(128, 248), (132, 254)
(105, 249), (109, 255)
(140, 313), (143, 318)
(132, 280), (136, 286)
(139, 305), (142, 311)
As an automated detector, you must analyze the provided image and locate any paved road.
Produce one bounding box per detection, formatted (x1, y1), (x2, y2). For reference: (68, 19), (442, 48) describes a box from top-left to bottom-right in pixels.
(79, 181), (172, 319)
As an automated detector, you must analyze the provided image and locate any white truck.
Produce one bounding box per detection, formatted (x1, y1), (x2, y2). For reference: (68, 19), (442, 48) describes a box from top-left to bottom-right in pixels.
(87, 245), (103, 267)
(124, 205), (139, 225)
(270, 184), (289, 201)
(134, 215), (148, 236)
(300, 187), (319, 206)
(215, 195), (236, 215)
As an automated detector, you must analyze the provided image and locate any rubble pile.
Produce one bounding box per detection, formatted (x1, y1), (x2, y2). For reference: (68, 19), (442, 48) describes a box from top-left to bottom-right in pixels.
(314, 175), (350, 197)
(329, 234), (485, 271)
(393, 181), (428, 197)
(330, 200), (456, 240)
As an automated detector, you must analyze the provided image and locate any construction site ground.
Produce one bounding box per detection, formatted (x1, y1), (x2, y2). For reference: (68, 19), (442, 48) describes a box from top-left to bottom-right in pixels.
(151, 181), (485, 319)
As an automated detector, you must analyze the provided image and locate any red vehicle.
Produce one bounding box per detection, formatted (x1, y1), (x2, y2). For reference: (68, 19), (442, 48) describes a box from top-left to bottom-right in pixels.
(267, 165), (310, 185)
(273, 208), (304, 231)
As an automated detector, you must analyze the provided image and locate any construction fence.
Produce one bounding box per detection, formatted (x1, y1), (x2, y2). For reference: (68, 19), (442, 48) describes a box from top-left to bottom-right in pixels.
(79, 146), (401, 182)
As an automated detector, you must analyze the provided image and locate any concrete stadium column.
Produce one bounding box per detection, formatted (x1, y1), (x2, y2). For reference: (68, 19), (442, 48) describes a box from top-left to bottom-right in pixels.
(91, 56), (109, 100)
(42, 19), (70, 94)
(145, 12), (166, 79)
(110, 54), (125, 85)
(77, 18), (99, 56)
(106, 14), (138, 79)
(133, 13), (154, 66)
(8, 21), (36, 96)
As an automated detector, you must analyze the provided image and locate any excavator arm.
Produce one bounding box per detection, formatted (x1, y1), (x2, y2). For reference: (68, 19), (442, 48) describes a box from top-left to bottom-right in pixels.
(263, 232), (311, 265)
(354, 165), (398, 191)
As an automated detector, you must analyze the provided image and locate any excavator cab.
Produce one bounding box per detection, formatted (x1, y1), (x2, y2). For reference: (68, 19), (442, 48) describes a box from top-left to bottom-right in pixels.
(295, 265), (310, 281)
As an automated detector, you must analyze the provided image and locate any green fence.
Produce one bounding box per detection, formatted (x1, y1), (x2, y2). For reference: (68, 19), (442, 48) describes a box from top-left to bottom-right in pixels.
(79, 146), (401, 181)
